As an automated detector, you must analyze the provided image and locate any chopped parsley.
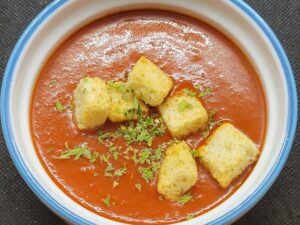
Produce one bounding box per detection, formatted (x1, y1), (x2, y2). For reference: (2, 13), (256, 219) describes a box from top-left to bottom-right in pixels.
(114, 167), (127, 177)
(138, 166), (154, 183)
(208, 109), (217, 124)
(98, 130), (119, 143)
(177, 100), (193, 112)
(135, 183), (142, 191)
(55, 101), (65, 112)
(49, 80), (57, 87)
(99, 154), (110, 163)
(191, 149), (200, 158)
(113, 181), (119, 188)
(93, 171), (99, 177)
(102, 195), (111, 207)
(90, 152), (99, 163)
(182, 88), (196, 96)
(186, 215), (194, 220)
(124, 96), (142, 119)
(154, 147), (163, 161)
(138, 148), (152, 164)
(109, 146), (119, 160)
(199, 87), (213, 97)
(107, 81), (128, 93)
(178, 193), (192, 205)
(59, 144), (91, 160)
(119, 115), (166, 146)
(201, 109), (218, 140)
(105, 164), (114, 177)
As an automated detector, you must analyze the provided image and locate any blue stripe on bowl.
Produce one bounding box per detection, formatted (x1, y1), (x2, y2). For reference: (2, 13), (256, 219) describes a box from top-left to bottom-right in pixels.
(0, 0), (297, 224)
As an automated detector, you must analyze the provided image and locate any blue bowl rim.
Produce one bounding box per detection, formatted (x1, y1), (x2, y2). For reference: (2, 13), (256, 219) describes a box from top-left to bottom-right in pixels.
(0, 0), (297, 224)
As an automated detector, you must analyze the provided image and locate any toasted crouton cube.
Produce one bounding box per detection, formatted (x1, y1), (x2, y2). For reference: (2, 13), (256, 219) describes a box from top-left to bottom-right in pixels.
(107, 81), (149, 122)
(127, 56), (173, 106)
(158, 92), (208, 137)
(73, 77), (111, 130)
(198, 122), (259, 188)
(157, 141), (197, 201)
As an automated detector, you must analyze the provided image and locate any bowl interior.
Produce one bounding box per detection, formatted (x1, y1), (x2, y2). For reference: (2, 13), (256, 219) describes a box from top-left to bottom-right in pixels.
(4, 0), (291, 224)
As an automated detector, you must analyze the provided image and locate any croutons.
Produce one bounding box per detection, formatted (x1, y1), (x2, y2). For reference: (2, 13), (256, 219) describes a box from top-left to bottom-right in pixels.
(157, 141), (197, 201)
(158, 92), (208, 137)
(127, 56), (173, 106)
(198, 122), (259, 188)
(73, 77), (111, 130)
(107, 81), (149, 122)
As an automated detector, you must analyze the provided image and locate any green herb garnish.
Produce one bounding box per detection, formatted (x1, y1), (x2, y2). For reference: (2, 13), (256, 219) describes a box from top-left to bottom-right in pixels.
(98, 130), (119, 143)
(55, 101), (65, 112)
(107, 81), (128, 93)
(191, 149), (200, 158)
(119, 115), (165, 146)
(182, 88), (196, 96)
(186, 215), (194, 220)
(138, 148), (152, 164)
(109, 146), (119, 160)
(49, 80), (57, 87)
(102, 195), (111, 207)
(199, 87), (213, 97)
(105, 164), (114, 177)
(177, 100), (193, 112)
(138, 166), (154, 183)
(178, 193), (192, 205)
(99, 154), (110, 163)
(59, 144), (91, 160)
(114, 167), (127, 177)
(124, 96), (142, 119)
(90, 151), (99, 163)
(93, 171), (99, 177)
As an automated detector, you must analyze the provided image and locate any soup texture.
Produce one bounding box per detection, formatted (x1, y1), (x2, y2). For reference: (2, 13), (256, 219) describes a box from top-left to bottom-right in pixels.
(31, 11), (266, 224)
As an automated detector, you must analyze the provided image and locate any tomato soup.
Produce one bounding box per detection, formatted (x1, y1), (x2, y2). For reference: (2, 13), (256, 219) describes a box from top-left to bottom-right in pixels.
(30, 11), (266, 224)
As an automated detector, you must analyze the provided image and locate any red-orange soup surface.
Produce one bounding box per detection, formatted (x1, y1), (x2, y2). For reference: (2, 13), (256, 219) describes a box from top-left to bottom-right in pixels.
(31, 11), (267, 224)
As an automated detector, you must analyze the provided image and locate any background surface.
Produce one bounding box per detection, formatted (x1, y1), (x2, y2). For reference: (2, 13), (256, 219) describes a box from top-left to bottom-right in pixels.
(0, 0), (299, 224)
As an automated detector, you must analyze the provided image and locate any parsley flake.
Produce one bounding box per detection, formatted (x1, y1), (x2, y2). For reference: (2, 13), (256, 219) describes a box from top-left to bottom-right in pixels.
(93, 171), (99, 177)
(55, 101), (65, 112)
(138, 148), (152, 164)
(182, 88), (196, 96)
(191, 149), (200, 158)
(107, 81), (128, 93)
(177, 100), (193, 112)
(98, 130), (119, 143)
(90, 152), (99, 163)
(186, 215), (194, 220)
(124, 96), (142, 119)
(119, 115), (165, 146)
(114, 167), (127, 177)
(178, 193), (192, 205)
(49, 80), (57, 87)
(138, 166), (154, 183)
(59, 144), (91, 160)
(199, 87), (213, 97)
(99, 154), (110, 163)
(105, 164), (114, 177)
(102, 195), (111, 207)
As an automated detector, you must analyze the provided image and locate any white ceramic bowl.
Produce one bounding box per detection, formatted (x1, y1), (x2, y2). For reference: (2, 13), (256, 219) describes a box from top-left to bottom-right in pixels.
(1, 0), (297, 224)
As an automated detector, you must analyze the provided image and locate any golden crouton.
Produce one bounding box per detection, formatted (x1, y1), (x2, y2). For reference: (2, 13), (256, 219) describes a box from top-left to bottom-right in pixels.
(107, 81), (149, 122)
(158, 92), (208, 137)
(127, 56), (173, 106)
(157, 141), (197, 201)
(73, 77), (111, 130)
(198, 122), (259, 188)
